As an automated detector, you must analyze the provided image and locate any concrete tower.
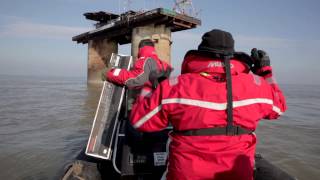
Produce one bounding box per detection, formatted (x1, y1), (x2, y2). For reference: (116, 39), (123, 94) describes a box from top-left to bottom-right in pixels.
(73, 8), (201, 84)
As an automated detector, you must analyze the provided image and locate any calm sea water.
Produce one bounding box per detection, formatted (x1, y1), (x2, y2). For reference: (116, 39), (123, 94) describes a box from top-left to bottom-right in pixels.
(0, 75), (319, 180)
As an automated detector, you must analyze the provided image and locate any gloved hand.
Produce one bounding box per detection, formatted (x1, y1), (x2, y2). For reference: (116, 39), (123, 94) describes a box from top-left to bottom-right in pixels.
(101, 67), (110, 81)
(251, 48), (272, 76)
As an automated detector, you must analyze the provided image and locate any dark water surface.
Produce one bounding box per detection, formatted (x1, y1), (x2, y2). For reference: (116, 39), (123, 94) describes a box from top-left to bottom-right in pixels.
(0, 75), (319, 180)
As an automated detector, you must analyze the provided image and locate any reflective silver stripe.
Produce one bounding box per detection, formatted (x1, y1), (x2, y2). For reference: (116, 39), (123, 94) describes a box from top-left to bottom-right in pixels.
(133, 105), (162, 128)
(162, 98), (226, 110)
(233, 98), (273, 108)
(233, 98), (283, 115)
(272, 106), (283, 115)
(133, 98), (283, 128)
(163, 98), (281, 113)
(113, 68), (121, 76)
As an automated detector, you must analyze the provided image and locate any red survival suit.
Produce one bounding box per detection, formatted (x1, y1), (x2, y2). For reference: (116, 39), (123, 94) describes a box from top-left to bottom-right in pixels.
(130, 52), (287, 180)
(106, 45), (172, 89)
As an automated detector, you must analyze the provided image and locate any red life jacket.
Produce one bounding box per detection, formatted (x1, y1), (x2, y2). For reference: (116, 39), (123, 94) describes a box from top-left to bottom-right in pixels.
(130, 52), (286, 180)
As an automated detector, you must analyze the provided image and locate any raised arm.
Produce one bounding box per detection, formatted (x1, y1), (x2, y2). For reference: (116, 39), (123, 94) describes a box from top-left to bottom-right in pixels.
(107, 57), (156, 88)
(251, 49), (287, 119)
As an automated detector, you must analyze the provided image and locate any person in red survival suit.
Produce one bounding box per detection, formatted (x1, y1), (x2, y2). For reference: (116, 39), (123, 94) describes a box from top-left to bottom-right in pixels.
(130, 29), (287, 180)
(104, 39), (172, 90)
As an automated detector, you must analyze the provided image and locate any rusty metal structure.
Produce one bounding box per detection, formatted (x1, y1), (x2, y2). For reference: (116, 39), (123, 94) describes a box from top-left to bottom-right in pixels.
(73, 8), (201, 84)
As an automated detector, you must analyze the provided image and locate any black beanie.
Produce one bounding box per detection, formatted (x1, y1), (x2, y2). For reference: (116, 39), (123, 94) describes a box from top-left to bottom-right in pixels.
(198, 29), (235, 55)
(139, 39), (155, 48)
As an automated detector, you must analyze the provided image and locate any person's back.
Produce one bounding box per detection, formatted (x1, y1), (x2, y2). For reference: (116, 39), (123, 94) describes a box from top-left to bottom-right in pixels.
(130, 29), (287, 180)
(160, 55), (285, 180)
(106, 39), (172, 89)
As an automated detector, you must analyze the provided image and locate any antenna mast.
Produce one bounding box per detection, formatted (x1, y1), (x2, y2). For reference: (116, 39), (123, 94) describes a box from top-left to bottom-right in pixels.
(173, 0), (200, 17)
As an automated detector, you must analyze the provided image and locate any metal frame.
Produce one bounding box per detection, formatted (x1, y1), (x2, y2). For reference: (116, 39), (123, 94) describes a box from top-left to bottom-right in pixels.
(85, 53), (132, 160)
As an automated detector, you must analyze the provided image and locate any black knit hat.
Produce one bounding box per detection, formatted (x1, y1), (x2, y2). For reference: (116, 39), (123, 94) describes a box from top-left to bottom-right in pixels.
(197, 29), (235, 55)
(139, 39), (154, 48)
(184, 29), (254, 67)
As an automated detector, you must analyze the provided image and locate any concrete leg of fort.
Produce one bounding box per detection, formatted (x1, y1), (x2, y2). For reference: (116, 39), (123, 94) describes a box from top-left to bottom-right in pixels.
(87, 39), (118, 84)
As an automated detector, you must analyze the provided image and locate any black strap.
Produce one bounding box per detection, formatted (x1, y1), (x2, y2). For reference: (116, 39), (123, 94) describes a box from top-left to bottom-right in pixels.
(174, 126), (254, 136)
(224, 55), (235, 135)
(173, 54), (253, 137)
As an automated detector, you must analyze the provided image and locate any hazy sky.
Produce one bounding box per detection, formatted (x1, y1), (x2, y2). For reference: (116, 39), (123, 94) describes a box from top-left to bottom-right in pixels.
(0, 0), (319, 84)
